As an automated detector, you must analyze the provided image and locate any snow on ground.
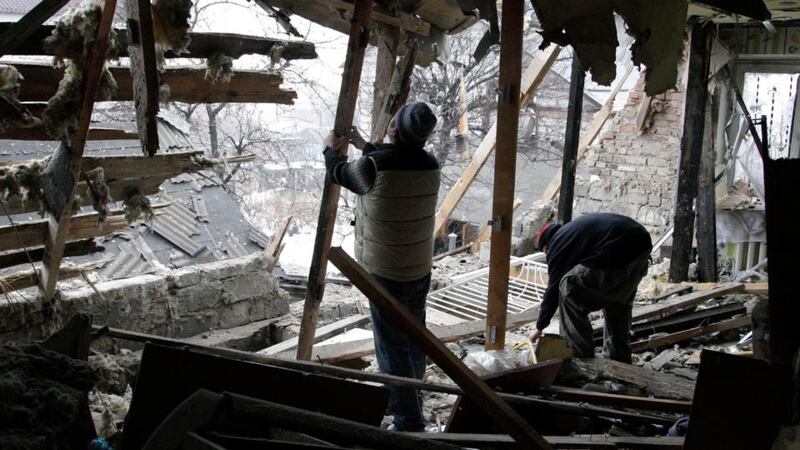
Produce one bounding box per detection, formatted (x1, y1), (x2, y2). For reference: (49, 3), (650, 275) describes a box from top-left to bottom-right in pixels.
(279, 226), (355, 276)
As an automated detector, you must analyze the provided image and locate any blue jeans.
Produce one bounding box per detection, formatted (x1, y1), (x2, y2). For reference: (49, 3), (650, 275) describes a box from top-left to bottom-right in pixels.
(370, 273), (430, 431)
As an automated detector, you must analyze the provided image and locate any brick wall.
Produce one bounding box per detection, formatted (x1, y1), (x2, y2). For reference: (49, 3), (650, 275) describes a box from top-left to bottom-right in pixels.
(573, 71), (686, 235)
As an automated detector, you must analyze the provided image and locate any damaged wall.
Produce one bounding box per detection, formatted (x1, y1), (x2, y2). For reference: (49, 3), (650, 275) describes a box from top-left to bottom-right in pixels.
(572, 71), (686, 235)
(0, 253), (289, 343)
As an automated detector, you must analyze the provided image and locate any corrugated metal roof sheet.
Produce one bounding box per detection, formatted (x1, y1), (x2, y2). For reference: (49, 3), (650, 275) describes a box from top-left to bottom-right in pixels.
(99, 238), (157, 280)
(248, 226), (269, 249)
(149, 199), (205, 257)
(190, 194), (209, 222)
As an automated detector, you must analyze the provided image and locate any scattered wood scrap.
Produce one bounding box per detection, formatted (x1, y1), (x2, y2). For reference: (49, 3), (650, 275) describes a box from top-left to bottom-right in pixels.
(630, 315), (751, 352)
(566, 358), (695, 400)
(258, 314), (370, 356)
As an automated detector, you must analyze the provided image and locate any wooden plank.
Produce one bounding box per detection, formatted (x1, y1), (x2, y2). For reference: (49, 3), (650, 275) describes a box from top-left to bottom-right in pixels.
(267, 215), (293, 259)
(690, 281), (767, 296)
(570, 357), (695, 400)
(471, 198), (521, 253)
(0, 238), (102, 269)
(16, 64), (296, 104)
(540, 64), (634, 201)
(669, 21), (712, 283)
(371, 40), (417, 142)
(39, 0), (118, 301)
(0, 0), (70, 57)
(369, 29), (398, 142)
(485, 0), (525, 352)
(0, 213), (127, 253)
(404, 433), (684, 449)
(295, 0), (374, 361)
(0, 126), (138, 141)
(630, 315), (751, 352)
(540, 385), (692, 414)
(125, 0), (160, 156)
(591, 282), (744, 332)
(433, 45), (561, 237)
(0, 259), (106, 292)
(555, 55), (585, 223)
(327, 246), (552, 449)
(258, 314), (370, 355)
(635, 94), (653, 132)
(293, 305), (539, 362)
(0, 23), (317, 60)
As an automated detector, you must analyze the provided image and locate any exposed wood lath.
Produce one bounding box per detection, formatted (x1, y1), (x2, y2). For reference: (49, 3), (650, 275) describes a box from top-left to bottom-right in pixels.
(0, 213), (128, 253)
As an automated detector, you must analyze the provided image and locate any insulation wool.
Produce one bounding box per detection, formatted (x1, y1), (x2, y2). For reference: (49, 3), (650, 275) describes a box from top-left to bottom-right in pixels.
(42, 0), (119, 140)
(123, 192), (154, 223)
(0, 65), (39, 131)
(205, 52), (233, 84)
(152, 0), (193, 68)
(0, 159), (46, 210)
(84, 167), (111, 223)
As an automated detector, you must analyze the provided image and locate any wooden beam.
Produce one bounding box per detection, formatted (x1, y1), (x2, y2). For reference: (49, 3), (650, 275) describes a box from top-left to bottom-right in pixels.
(0, 23), (317, 60)
(0, 259), (106, 293)
(570, 357), (695, 400)
(39, 0), (118, 301)
(328, 247), (552, 449)
(635, 94), (653, 132)
(295, 306), (539, 362)
(296, 0), (374, 361)
(0, 0), (70, 57)
(16, 64), (297, 104)
(696, 91), (717, 282)
(371, 40), (417, 142)
(471, 199), (521, 253)
(258, 314), (370, 356)
(630, 315), (751, 352)
(433, 45), (561, 236)
(690, 281), (768, 296)
(0, 213), (127, 253)
(1, 151), (205, 216)
(485, 0), (525, 352)
(0, 125), (138, 141)
(0, 238), (102, 269)
(125, 0), (160, 156)
(540, 385), (691, 414)
(556, 55), (585, 223)
(669, 21), (712, 283)
(539, 64), (634, 201)
(369, 28), (399, 142)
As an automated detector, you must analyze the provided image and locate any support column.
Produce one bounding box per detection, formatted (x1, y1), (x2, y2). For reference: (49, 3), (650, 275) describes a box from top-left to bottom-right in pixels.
(556, 54), (585, 223)
(296, 0), (374, 361)
(484, 0), (524, 351)
(696, 90), (717, 282)
(669, 20), (711, 283)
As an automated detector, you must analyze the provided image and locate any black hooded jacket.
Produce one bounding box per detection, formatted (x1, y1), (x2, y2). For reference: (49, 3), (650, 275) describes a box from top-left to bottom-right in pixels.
(536, 213), (652, 330)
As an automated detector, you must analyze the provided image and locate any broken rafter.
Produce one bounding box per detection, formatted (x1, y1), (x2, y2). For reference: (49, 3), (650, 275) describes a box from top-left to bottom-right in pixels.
(39, 0), (118, 301)
(295, 0), (374, 361)
(0, 213), (127, 253)
(0, 24), (317, 60)
(630, 315), (751, 353)
(434, 45), (561, 237)
(125, 0), (160, 156)
(16, 64), (297, 104)
(371, 40), (418, 142)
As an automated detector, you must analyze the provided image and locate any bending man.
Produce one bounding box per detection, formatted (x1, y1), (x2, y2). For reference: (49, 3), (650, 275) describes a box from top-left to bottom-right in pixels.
(530, 213), (652, 363)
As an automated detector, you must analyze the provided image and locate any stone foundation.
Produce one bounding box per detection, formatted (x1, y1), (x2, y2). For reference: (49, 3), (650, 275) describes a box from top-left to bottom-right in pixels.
(0, 253), (289, 343)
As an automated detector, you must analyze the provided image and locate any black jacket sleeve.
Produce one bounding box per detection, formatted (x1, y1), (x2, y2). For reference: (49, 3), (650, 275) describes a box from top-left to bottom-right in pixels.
(536, 262), (562, 330)
(323, 145), (377, 195)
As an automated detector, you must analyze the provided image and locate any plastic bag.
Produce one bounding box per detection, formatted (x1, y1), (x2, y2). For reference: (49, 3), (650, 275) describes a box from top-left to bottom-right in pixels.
(463, 349), (522, 377)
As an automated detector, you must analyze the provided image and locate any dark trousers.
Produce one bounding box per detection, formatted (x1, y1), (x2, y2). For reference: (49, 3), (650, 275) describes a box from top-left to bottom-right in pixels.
(557, 255), (650, 363)
(370, 273), (430, 431)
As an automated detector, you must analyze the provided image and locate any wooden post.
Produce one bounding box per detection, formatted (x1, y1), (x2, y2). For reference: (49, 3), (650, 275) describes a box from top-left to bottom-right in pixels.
(484, 0), (524, 352)
(296, 0), (374, 361)
(696, 90), (717, 282)
(328, 247), (553, 449)
(540, 64), (633, 201)
(433, 45), (561, 237)
(669, 21), (711, 283)
(125, 0), (160, 156)
(556, 54), (585, 223)
(0, 0), (70, 56)
(369, 27), (398, 142)
(371, 40), (418, 142)
(39, 0), (118, 300)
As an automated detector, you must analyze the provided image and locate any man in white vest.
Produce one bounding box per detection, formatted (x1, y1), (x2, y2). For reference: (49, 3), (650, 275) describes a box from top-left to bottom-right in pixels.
(323, 102), (440, 432)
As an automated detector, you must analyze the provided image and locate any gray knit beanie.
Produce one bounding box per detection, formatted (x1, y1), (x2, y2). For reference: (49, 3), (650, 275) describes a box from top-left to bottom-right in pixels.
(395, 102), (437, 148)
